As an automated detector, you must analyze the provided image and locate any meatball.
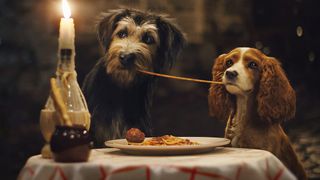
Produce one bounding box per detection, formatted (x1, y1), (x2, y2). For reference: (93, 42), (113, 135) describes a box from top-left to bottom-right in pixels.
(125, 128), (145, 143)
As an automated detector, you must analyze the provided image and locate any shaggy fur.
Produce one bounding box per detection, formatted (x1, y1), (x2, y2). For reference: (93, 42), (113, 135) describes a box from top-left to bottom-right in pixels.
(208, 47), (307, 179)
(82, 8), (185, 147)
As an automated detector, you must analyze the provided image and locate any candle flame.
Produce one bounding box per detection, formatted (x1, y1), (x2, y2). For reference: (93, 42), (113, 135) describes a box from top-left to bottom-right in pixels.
(62, 0), (71, 18)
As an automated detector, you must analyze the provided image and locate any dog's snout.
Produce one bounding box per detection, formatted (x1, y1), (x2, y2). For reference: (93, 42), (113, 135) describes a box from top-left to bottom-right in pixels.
(119, 53), (136, 66)
(226, 70), (238, 80)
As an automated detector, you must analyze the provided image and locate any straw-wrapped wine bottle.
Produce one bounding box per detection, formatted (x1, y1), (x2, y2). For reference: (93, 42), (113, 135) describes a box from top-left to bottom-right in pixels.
(39, 45), (90, 158)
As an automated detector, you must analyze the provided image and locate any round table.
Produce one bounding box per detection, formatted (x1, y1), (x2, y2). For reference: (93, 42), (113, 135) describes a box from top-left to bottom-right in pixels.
(18, 147), (296, 180)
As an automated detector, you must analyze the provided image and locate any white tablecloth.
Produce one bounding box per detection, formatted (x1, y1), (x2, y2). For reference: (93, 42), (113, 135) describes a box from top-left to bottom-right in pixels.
(18, 147), (296, 180)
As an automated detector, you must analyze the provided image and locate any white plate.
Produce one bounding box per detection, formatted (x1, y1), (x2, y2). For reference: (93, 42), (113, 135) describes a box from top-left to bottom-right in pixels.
(105, 137), (230, 155)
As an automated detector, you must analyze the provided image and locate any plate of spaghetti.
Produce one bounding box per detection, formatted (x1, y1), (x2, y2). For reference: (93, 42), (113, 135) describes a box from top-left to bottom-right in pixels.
(105, 136), (230, 155)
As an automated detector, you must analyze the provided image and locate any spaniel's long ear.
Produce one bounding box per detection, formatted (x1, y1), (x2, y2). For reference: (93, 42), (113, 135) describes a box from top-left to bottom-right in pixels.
(156, 16), (186, 71)
(257, 57), (296, 123)
(208, 54), (234, 121)
(96, 9), (129, 51)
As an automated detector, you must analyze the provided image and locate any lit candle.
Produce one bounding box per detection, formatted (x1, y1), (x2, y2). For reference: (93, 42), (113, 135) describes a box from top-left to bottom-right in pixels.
(59, 0), (75, 51)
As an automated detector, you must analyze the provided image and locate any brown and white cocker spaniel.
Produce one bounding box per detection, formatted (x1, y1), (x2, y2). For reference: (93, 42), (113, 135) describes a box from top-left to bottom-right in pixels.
(208, 47), (307, 179)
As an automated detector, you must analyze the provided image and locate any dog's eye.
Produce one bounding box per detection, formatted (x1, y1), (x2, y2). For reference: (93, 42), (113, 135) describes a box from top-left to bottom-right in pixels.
(248, 61), (258, 69)
(225, 59), (233, 67)
(117, 30), (128, 39)
(142, 34), (155, 44)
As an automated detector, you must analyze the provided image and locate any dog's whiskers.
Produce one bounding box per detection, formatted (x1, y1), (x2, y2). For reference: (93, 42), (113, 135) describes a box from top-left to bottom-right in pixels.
(135, 51), (152, 67)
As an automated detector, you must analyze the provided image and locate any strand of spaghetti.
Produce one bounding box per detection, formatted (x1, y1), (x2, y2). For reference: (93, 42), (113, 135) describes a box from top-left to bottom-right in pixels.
(138, 70), (224, 85)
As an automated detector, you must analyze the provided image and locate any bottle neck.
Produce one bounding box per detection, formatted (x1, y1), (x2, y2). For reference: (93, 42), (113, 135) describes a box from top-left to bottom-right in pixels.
(57, 48), (75, 73)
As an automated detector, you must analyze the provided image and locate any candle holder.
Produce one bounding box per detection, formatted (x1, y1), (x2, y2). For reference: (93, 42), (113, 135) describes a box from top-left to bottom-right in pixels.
(40, 50), (90, 158)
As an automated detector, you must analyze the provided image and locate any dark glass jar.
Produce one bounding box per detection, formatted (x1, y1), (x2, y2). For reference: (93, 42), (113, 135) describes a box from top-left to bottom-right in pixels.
(50, 125), (91, 162)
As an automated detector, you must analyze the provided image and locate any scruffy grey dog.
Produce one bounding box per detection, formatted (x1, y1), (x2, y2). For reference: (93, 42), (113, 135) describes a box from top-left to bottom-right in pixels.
(82, 8), (185, 146)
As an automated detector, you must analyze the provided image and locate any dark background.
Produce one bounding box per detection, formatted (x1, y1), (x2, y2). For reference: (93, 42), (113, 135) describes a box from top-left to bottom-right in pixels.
(1, 0), (319, 179)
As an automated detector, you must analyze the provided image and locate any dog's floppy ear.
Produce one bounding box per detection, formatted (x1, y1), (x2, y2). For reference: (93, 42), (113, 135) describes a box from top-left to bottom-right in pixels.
(257, 57), (296, 123)
(156, 16), (186, 71)
(96, 9), (129, 50)
(208, 54), (234, 121)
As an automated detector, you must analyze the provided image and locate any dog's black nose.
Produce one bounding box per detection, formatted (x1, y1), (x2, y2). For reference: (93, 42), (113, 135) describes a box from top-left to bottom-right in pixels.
(119, 53), (136, 67)
(226, 70), (238, 80)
